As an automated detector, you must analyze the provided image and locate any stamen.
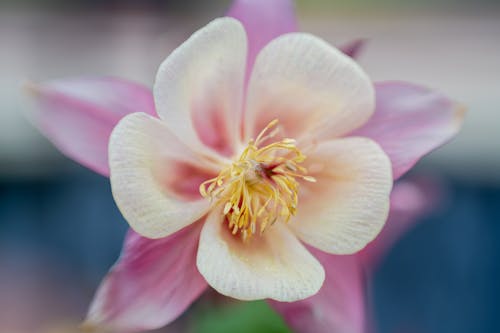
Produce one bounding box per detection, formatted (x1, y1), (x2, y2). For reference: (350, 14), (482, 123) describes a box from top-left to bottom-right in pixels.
(199, 119), (313, 241)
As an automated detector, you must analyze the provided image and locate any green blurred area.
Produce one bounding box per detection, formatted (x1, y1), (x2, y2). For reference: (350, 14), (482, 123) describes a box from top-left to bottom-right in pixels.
(191, 300), (291, 333)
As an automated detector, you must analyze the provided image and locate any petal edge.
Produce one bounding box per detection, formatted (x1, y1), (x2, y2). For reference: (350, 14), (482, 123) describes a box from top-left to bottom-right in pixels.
(352, 81), (465, 179)
(25, 77), (155, 176)
(84, 224), (207, 332)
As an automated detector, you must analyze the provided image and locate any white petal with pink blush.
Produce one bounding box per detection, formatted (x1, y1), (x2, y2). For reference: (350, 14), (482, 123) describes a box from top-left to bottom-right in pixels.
(109, 17), (392, 301)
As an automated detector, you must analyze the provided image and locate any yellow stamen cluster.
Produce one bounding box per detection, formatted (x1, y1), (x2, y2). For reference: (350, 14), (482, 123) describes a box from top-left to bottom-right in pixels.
(199, 120), (315, 241)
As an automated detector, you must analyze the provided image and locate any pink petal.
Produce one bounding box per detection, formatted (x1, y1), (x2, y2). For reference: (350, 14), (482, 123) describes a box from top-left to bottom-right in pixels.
(26, 77), (155, 176)
(227, 0), (298, 79)
(84, 223), (207, 333)
(351, 81), (465, 179)
(270, 249), (365, 333)
(339, 39), (367, 59)
(358, 178), (442, 270)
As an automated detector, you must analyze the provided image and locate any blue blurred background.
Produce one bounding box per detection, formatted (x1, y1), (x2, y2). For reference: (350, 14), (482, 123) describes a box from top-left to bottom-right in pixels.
(1, 0), (499, 332)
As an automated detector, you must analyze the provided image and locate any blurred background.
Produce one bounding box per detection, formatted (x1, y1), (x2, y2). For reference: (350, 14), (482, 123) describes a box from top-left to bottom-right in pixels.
(1, 0), (499, 332)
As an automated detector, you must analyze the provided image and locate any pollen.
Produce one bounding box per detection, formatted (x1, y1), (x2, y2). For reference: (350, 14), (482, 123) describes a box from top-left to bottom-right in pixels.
(199, 119), (315, 241)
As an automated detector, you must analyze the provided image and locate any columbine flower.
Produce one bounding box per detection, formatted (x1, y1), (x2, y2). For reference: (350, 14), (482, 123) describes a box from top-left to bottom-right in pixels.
(27, 0), (464, 332)
(103, 15), (393, 304)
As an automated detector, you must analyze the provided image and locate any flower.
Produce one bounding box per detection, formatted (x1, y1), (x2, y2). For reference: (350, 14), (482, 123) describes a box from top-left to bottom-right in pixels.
(27, 0), (464, 332)
(84, 15), (394, 327)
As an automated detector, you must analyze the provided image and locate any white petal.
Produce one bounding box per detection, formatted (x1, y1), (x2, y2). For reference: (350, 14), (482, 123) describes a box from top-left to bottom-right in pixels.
(197, 209), (325, 301)
(245, 33), (374, 142)
(291, 137), (392, 254)
(109, 112), (214, 239)
(154, 17), (247, 157)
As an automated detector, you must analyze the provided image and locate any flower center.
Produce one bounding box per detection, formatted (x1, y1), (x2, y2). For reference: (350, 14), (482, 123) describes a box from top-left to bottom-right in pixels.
(199, 119), (315, 241)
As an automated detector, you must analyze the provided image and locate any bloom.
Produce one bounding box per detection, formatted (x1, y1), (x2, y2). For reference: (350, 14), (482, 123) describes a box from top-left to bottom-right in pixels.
(27, 0), (464, 332)
(107, 16), (393, 300)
